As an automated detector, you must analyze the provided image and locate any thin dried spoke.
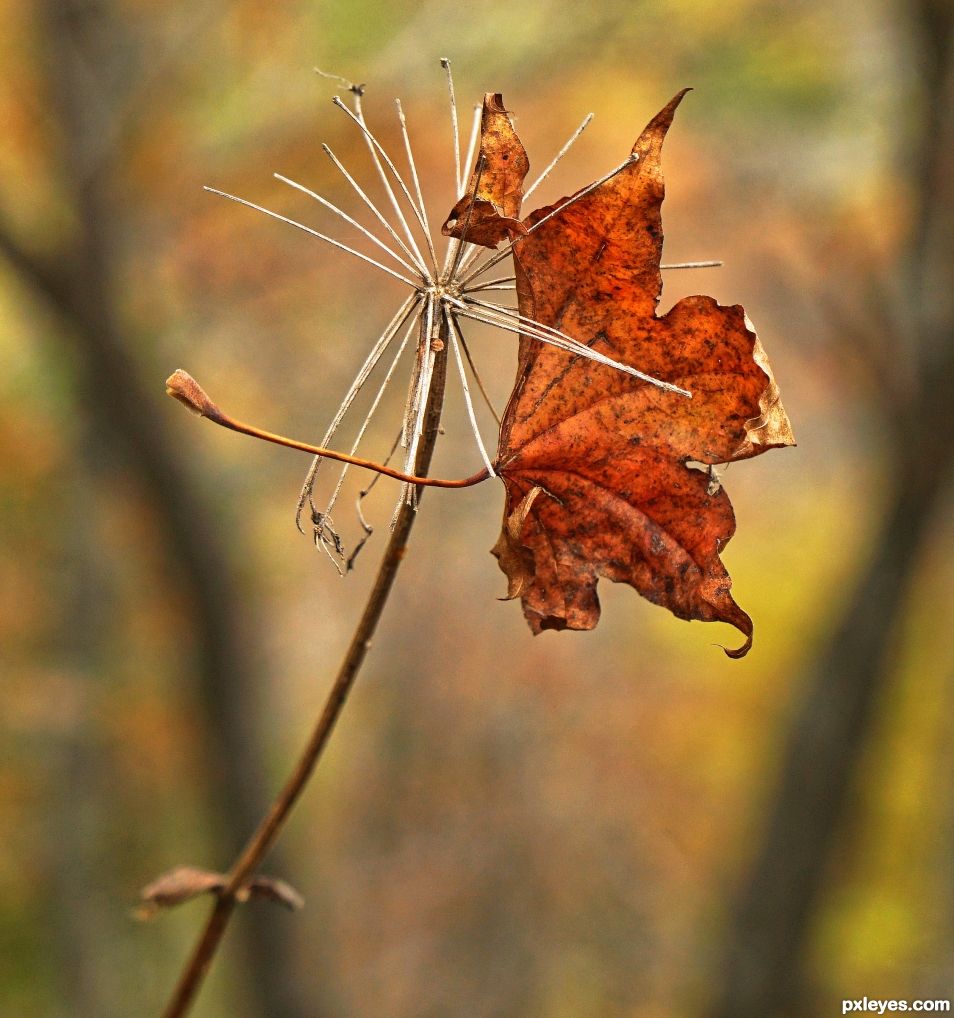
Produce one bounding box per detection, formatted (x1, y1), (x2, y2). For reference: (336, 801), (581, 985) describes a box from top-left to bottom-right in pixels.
(443, 148), (490, 282)
(320, 312), (420, 521)
(320, 292), (420, 446)
(349, 92), (430, 270)
(464, 275), (516, 293)
(401, 298), (428, 450)
(447, 104), (484, 278)
(356, 427), (402, 506)
(445, 308), (499, 469)
(661, 260), (723, 270)
(441, 220), (474, 280)
(455, 296), (592, 354)
(440, 164), (478, 280)
(450, 297), (691, 398)
(468, 275), (516, 287)
(314, 66), (359, 90)
(448, 154), (487, 280)
(453, 318), (501, 425)
(454, 236), (489, 279)
(334, 95), (432, 276)
(441, 234), (470, 281)
(524, 113), (594, 201)
(321, 144), (428, 280)
(394, 99), (439, 271)
(453, 240), (482, 280)
(401, 298), (437, 509)
(440, 57), (462, 194)
(361, 428), (402, 497)
(463, 103), (481, 182)
(400, 318), (424, 453)
(275, 173), (422, 279)
(296, 293), (421, 531)
(453, 214), (487, 276)
(413, 296), (438, 446)
(454, 301), (678, 393)
(204, 188), (419, 289)
(346, 426), (403, 571)
(313, 512), (346, 575)
(300, 296), (419, 539)
(469, 294), (616, 356)
(402, 296), (436, 502)
(460, 153), (639, 287)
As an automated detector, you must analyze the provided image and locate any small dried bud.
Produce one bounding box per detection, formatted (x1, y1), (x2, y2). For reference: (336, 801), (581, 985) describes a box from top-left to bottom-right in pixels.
(136, 864), (304, 920)
(165, 370), (217, 418)
(136, 865), (226, 920)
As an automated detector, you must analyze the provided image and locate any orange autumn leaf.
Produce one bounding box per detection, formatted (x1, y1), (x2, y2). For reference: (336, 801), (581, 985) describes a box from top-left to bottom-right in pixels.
(441, 93), (529, 249)
(462, 90), (794, 656)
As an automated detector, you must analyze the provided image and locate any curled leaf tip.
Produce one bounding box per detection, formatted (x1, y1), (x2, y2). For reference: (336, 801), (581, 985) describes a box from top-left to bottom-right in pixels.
(165, 369), (217, 418)
(722, 632), (753, 659)
(443, 91), (530, 248)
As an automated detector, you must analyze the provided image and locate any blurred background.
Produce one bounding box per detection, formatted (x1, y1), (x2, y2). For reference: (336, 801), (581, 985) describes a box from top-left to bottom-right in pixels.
(2, 0), (952, 1015)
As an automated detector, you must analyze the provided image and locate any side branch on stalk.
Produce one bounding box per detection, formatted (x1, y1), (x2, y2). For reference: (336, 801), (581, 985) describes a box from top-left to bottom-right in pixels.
(165, 370), (490, 490)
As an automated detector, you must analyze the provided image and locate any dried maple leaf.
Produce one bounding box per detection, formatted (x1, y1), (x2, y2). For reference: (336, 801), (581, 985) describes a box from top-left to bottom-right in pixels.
(465, 90), (794, 657)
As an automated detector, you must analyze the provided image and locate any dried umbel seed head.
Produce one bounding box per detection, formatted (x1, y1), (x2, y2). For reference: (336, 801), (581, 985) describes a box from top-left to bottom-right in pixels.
(184, 60), (788, 655)
(194, 64), (668, 572)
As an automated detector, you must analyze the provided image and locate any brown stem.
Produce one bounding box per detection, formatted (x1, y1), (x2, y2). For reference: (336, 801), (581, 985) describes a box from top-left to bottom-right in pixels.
(165, 368), (491, 489)
(162, 323), (450, 1018)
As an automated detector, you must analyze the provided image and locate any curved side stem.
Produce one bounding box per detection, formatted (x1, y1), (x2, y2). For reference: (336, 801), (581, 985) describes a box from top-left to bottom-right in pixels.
(162, 324), (450, 1018)
(165, 369), (489, 490)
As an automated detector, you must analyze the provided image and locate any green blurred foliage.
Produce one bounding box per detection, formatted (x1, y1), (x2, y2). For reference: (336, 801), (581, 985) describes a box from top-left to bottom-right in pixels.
(1, 0), (951, 1015)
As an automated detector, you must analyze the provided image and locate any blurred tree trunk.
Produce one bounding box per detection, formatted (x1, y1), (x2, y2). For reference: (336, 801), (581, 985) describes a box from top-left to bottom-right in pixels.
(706, 3), (954, 1016)
(0, 2), (314, 1015)
(43, 429), (122, 1018)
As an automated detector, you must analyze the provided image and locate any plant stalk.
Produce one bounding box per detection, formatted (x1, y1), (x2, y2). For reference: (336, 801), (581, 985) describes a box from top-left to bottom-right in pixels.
(162, 318), (450, 1018)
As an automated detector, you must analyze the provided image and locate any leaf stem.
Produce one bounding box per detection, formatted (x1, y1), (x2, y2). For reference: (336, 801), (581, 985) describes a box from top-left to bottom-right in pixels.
(165, 369), (489, 489)
(162, 319), (451, 1018)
